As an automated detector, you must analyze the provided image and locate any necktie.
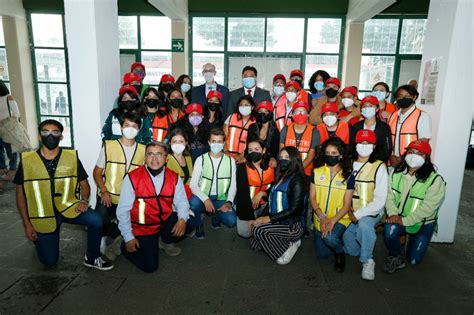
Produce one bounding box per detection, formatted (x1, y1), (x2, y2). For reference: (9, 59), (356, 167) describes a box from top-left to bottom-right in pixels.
(247, 89), (252, 96)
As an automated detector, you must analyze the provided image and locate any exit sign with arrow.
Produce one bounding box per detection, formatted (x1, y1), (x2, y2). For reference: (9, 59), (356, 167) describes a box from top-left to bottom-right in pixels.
(172, 39), (184, 52)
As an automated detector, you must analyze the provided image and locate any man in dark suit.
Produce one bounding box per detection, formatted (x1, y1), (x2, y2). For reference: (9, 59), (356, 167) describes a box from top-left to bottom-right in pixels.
(227, 66), (272, 119)
(191, 63), (230, 114)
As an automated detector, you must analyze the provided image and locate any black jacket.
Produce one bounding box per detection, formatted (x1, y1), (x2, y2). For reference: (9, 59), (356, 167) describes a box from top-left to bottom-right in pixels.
(227, 87), (272, 119)
(351, 119), (392, 163)
(246, 122), (280, 160)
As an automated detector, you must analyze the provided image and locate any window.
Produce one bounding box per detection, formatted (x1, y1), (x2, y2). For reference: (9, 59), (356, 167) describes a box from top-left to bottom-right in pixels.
(29, 13), (73, 148)
(360, 17), (427, 97)
(0, 17), (9, 90)
(191, 16), (344, 89)
(118, 15), (172, 86)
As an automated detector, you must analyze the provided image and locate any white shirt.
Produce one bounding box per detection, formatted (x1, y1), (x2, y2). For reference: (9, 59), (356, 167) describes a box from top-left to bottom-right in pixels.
(352, 161), (388, 220)
(394, 106), (432, 156)
(95, 141), (137, 170)
(363, 121), (376, 131)
(0, 95), (20, 121)
(244, 86), (256, 97)
(205, 82), (217, 96)
(189, 153), (237, 203)
(285, 101), (293, 119)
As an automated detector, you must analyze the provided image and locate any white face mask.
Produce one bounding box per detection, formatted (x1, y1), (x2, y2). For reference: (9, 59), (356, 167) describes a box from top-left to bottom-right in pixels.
(341, 98), (354, 108)
(273, 86), (284, 96)
(171, 143), (186, 155)
(356, 143), (374, 157)
(323, 115), (337, 127)
(180, 83), (191, 93)
(122, 127), (139, 140)
(239, 106), (252, 116)
(204, 72), (215, 84)
(361, 107), (377, 119)
(286, 91), (297, 102)
(405, 154), (425, 169)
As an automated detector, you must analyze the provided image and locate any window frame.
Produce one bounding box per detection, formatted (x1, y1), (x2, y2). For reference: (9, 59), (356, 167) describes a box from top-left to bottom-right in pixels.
(0, 16), (9, 87)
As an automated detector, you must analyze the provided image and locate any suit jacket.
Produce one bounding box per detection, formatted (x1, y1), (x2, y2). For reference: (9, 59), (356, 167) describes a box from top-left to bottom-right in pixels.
(191, 83), (230, 114)
(350, 119), (393, 163)
(227, 87), (272, 119)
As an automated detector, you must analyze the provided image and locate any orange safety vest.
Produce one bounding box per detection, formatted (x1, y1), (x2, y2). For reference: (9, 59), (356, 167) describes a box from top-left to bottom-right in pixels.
(151, 114), (170, 142)
(284, 123), (314, 176)
(317, 121), (350, 145)
(274, 96), (293, 132)
(168, 110), (185, 124)
(296, 90), (309, 104)
(388, 107), (422, 157)
(246, 165), (274, 207)
(129, 166), (178, 236)
(226, 113), (255, 156)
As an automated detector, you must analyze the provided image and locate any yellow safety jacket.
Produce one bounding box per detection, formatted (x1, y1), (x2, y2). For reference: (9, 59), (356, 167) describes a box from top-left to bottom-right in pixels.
(166, 154), (193, 185)
(352, 160), (384, 211)
(22, 150), (81, 233)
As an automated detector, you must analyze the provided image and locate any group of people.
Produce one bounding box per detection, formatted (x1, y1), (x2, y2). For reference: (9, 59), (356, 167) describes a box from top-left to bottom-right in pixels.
(12, 62), (446, 280)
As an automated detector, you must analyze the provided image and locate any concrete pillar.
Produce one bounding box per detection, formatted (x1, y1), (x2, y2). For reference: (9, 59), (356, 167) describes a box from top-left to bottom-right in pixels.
(171, 19), (188, 76)
(419, 0), (472, 242)
(2, 15), (38, 144)
(64, 0), (120, 205)
(341, 22), (364, 87)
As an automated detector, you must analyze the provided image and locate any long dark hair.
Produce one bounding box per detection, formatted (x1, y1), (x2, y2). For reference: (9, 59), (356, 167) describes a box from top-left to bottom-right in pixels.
(203, 99), (224, 126)
(166, 88), (184, 112)
(176, 74), (192, 101)
(394, 152), (436, 182)
(143, 87), (166, 117)
(308, 70), (330, 94)
(249, 112), (278, 151)
(168, 128), (191, 156)
(172, 114), (210, 144)
(274, 146), (305, 184)
(352, 143), (380, 163)
(245, 139), (269, 170)
(115, 90), (141, 117)
(314, 137), (352, 181)
(233, 95), (257, 120)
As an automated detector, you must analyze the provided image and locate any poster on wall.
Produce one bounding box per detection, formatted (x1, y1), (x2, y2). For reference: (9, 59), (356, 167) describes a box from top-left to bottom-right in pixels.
(420, 57), (441, 105)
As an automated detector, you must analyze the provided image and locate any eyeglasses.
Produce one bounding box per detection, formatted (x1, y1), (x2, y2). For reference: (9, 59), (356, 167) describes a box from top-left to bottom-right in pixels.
(40, 130), (62, 137)
(146, 152), (166, 158)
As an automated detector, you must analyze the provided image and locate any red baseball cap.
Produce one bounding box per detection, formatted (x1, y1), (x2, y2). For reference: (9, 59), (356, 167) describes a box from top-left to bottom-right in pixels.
(285, 81), (301, 90)
(207, 90), (222, 101)
(185, 103), (203, 115)
(340, 86), (357, 97)
(361, 96), (379, 106)
(119, 85), (138, 96)
(256, 101), (274, 113)
(290, 69), (304, 78)
(406, 140), (432, 155)
(123, 72), (140, 84)
(273, 73), (286, 83)
(291, 101), (309, 113)
(320, 102), (339, 115)
(130, 62), (146, 72)
(355, 129), (376, 144)
(160, 74), (175, 83)
(325, 77), (341, 87)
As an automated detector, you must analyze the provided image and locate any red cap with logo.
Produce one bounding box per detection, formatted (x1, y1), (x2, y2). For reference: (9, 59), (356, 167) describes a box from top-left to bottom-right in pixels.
(130, 62), (146, 72)
(256, 101), (274, 113)
(325, 77), (341, 87)
(273, 73), (286, 83)
(355, 129), (376, 144)
(290, 69), (304, 78)
(160, 74), (175, 83)
(123, 72), (140, 84)
(291, 100), (309, 113)
(361, 96), (379, 106)
(340, 86), (357, 97)
(185, 103), (203, 115)
(320, 102), (339, 115)
(207, 90), (222, 101)
(119, 85), (138, 96)
(406, 140), (432, 155)
(285, 81), (301, 90)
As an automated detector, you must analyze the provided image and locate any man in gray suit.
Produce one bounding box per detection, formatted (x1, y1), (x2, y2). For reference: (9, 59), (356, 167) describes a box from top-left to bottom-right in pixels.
(227, 66), (271, 119)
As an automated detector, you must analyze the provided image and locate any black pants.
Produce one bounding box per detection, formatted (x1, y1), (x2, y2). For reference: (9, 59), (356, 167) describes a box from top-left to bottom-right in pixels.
(121, 212), (197, 273)
(95, 198), (120, 238)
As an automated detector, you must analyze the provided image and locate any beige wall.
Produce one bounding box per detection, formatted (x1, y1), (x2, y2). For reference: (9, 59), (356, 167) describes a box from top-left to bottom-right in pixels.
(341, 22), (364, 88)
(171, 19), (188, 77)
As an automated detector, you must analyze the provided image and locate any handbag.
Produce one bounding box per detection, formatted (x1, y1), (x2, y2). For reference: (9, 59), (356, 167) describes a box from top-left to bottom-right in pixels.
(0, 98), (32, 153)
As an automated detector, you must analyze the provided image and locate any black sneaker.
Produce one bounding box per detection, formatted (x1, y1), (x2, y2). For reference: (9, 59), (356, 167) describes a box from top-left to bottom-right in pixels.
(211, 215), (221, 230)
(334, 252), (345, 273)
(83, 255), (114, 271)
(383, 255), (406, 273)
(195, 224), (205, 239)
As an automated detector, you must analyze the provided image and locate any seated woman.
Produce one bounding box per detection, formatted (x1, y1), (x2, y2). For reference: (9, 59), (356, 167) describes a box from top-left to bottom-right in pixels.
(249, 146), (306, 265)
(383, 140), (446, 273)
(310, 137), (354, 272)
(235, 140), (275, 238)
(166, 128), (193, 200)
(101, 86), (152, 144)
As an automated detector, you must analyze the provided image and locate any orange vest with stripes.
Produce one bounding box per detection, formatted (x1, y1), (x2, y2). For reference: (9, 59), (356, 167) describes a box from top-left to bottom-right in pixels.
(317, 121), (350, 145)
(246, 166), (274, 207)
(284, 123), (314, 176)
(388, 107), (422, 157)
(151, 114), (170, 142)
(274, 95), (292, 132)
(226, 113), (255, 156)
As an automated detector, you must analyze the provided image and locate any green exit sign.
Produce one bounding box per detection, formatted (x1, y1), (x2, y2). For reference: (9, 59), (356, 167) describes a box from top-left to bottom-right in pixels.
(172, 39), (184, 52)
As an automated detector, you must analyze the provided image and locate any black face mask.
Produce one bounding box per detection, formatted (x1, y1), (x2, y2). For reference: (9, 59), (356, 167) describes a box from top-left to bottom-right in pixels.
(207, 102), (220, 112)
(145, 99), (160, 108)
(162, 83), (174, 93)
(170, 98), (184, 109)
(247, 152), (263, 163)
(120, 100), (139, 111)
(257, 112), (273, 124)
(397, 97), (414, 109)
(148, 166), (164, 177)
(279, 159), (290, 172)
(132, 84), (142, 93)
(325, 155), (340, 167)
(325, 88), (339, 99)
(41, 134), (61, 150)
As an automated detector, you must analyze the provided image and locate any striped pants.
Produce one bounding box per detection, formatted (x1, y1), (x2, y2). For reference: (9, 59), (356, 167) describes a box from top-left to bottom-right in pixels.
(250, 222), (304, 261)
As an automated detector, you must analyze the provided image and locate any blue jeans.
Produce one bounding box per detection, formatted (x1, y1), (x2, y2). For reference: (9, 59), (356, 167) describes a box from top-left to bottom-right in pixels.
(189, 194), (237, 228)
(34, 207), (103, 266)
(313, 222), (346, 258)
(383, 222), (436, 265)
(0, 139), (18, 170)
(343, 214), (381, 263)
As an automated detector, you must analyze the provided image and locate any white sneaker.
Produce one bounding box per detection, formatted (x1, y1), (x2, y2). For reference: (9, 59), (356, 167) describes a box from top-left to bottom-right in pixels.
(276, 240), (301, 265)
(361, 259), (376, 280)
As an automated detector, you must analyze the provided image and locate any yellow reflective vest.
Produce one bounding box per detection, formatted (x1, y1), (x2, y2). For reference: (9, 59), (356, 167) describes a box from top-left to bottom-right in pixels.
(103, 140), (145, 204)
(166, 154), (193, 185)
(352, 160), (384, 211)
(22, 150), (81, 233)
(312, 165), (351, 231)
(199, 153), (232, 201)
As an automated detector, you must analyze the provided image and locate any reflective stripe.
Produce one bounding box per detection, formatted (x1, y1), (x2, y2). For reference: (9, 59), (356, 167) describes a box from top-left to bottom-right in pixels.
(411, 198), (422, 213)
(61, 177), (75, 207)
(108, 163), (119, 194)
(138, 198), (146, 224)
(32, 181), (45, 218)
(301, 152), (308, 161)
(156, 129), (164, 142)
(249, 186), (256, 199)
(220, 178), (229, 197)
(276, 191), (283, 213)
(228, 127), (237, 152)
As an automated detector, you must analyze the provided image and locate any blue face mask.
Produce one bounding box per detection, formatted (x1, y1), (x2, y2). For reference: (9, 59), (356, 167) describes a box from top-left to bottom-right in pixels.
(372, 91), (386, 102)
(210, 143), (224, 154)
(314, 81), (325, 91)
(242, 77), (256, 89)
